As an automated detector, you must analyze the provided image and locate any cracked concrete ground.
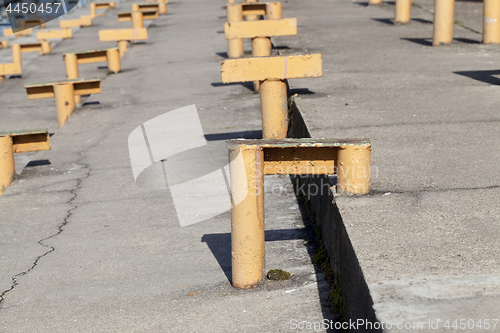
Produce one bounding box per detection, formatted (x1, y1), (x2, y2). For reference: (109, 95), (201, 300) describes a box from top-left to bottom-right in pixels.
(0, 0), (339, 332)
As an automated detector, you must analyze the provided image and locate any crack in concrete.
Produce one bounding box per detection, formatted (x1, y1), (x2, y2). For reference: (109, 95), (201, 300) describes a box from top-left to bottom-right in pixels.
(0, 164), (91, 309)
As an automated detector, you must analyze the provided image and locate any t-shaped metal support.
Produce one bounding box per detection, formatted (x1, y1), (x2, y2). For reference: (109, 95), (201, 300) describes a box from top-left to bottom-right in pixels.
(0, 129), (51, 195)
(25, 78), (101, 128)
(221, 54), (322, 139)
(225, 18), (297, 57)
(132, 3), (167, 15)
(60, 16), (93, 28)
(90, 2), (116, 18)
(228, 138), (371, 288)
(226, 2), (282, 58)
(63, 48), (121, 81)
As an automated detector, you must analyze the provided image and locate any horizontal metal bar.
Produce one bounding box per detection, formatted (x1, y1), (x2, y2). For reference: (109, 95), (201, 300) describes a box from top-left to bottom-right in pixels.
(98, 28), (148, 42)
(221, 54), (322, 83)
(225, 18), (297, 39)
(0, 129), (50, 153)
(25, 78), (101, 100)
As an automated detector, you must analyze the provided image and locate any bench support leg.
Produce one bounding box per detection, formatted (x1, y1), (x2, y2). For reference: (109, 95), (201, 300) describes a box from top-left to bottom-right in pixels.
(64, 54), (81, 104)
(0, 136), (15, 196)
(227, 4), (244, 58)
(41, 41), (52, 54)
(483, 0), (500, 44)
(260, 79), (288, 139)
(337, 144), (372, 194)
(118, 40), (128, 58)
(64, 53), (79, 79)
(107, 48), (121, 73)
(251, 37), (272, 92)
(395, 0), (412, 24)
(230, 144), (265, 289)
(11, 44), (21, 64)
(54, 83), (76, 128)
(433, 0), (454, 45)
(159, 3), (167, 14)
(90, 3), (97, 18)
(132, 11), (144, 29)
(266, 2), (282, 19)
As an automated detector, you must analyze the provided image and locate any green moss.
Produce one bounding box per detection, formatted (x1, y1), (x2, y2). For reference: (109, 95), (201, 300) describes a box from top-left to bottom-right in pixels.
(313, 245), (327, 265)
(267, 269), (292, 281)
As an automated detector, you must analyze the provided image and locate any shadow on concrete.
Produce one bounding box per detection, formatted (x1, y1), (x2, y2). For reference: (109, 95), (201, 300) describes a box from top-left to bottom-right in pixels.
(412, 18), (433, 24)
(215, 51), (228, 59)
(401, 38), (433, 46)
(290, 88), (315, 95)
(211, 81), (255, 92)
(454, 69), (500, 85)
(25, 159), (51, 167)
(204, 130), (262, 141)
(403, 37), (480, 46)
(454, 37), (480, 44)
(201, 228), (309, 285)
(371, 18), (394, 25)
(273, 45), (291, 50)
(372, 18), (433, 25)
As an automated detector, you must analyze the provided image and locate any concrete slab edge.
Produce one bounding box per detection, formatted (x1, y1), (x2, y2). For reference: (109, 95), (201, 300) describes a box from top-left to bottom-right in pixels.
(287, 92), (380, 333)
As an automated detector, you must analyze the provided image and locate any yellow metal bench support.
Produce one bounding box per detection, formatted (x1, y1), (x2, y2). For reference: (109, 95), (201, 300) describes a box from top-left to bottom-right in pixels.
(3, 28), (33, 38)
(25, 79), (101, 128)
(11, 42), (52, 63)
(226, 2), (282, 59)
(221, 54), (322, 139)
(433, 0), (455, 45)
(60, 16), (93, 28)
(90, 1), (116, 18)
(0, 129), (51, 195)
(64, 48), (121, 80)
(37, 29), (73, 41)
(483, 0), (500, 44)
(132, 3), (166, 15)
(228, 138), (371, 288)
(99, 28), (148, 57)
(395, 0), (412, 24)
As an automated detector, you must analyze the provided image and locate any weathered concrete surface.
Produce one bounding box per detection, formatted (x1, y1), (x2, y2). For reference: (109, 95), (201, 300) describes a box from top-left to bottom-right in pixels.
(275, 0), (500, 331)
(0, 0), (338, 332)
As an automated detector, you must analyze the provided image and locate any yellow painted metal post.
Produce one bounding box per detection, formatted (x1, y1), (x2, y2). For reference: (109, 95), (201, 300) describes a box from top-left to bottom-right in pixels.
(90, 3), (97, 18)
(227, 5), (244, 58)
(251, 37), (272, 91)
(132, 3), (140, 11)
(159, 3), (167, 14)
(64, 53), (79, 79)
(54, 83), (76, 128)
(266, 2), (282, 19)
(483, 0), (500, 44)
(251, 37), (272, 57)
(107, 48), (121, 73)
(118, 40), (129, 58)
(369, 0), (382, 5)
(1, 41), (9, 48)
(433, 0), (455, 45)
(260, 79), (288, 139)
(395, 0), (412, 24)
(11, 44), (21, 63)
(229, 144), (265, 289)
(132, 11), (144, 29)
(0, 136), (15, 196)
(41, 41), (52, 54)
(337, 144), (371, 194)
(64, 53), (80, 104)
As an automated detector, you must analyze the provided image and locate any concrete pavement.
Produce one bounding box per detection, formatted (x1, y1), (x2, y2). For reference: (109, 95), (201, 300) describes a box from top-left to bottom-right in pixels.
(0, 0), (338, 332)
(275, 0), (500, 331)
